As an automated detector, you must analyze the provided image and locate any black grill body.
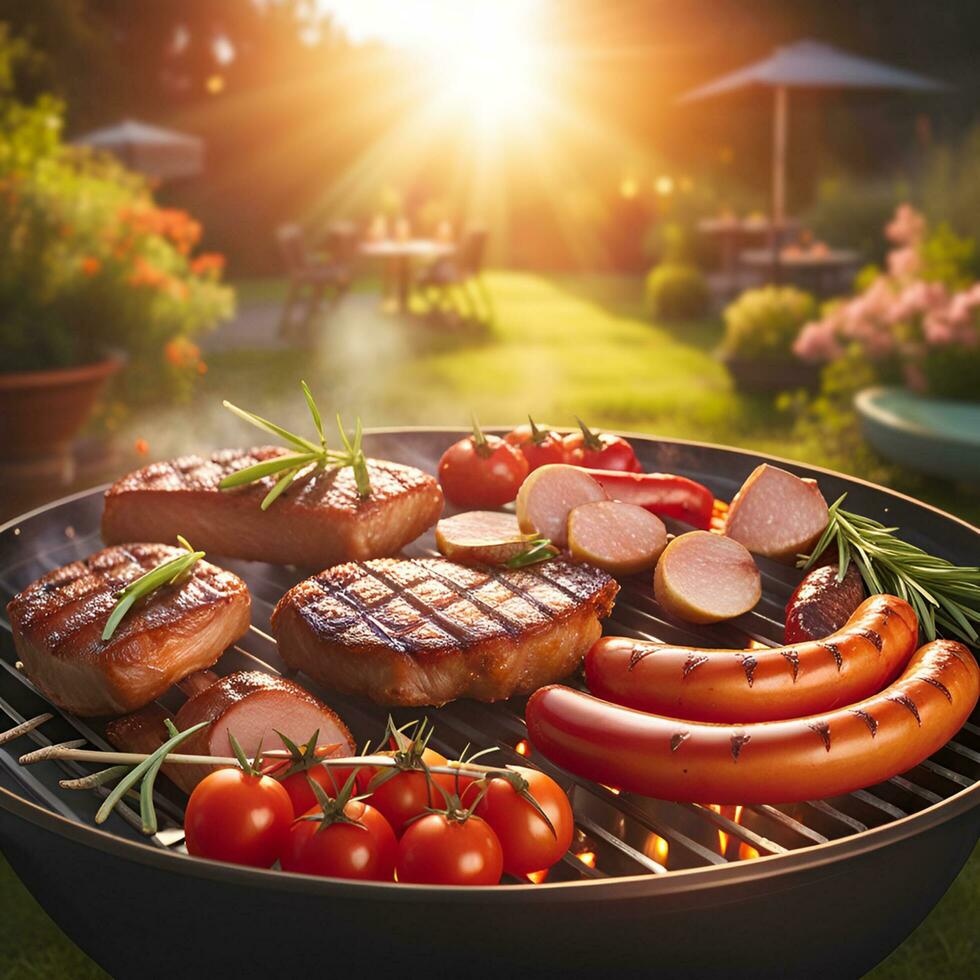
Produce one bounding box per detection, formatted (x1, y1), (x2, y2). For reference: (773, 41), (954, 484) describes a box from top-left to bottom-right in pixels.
(0, 430), (976, 979)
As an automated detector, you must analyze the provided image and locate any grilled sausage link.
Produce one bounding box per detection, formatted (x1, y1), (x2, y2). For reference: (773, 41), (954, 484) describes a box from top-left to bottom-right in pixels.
(585, 595), (917, 723)
(528, 640), (979, 804)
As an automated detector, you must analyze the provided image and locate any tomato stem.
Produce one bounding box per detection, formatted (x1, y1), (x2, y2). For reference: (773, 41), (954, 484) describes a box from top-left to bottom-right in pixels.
(575, 416), (604, 451)
(470, 414), (492, 458)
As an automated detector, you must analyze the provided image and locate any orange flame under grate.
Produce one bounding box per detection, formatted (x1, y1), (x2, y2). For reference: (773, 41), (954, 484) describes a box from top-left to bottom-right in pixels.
(708, 804), (760, 861)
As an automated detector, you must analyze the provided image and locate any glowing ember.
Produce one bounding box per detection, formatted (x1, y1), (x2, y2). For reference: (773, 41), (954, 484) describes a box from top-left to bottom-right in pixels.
(575, 850), (597, 869)
(738, 843), (761, 861)
(515, 739), (530, 757)
(745, 639), (768, 650)
(600, 784), (621, 795)
(527, 869), (549, 884)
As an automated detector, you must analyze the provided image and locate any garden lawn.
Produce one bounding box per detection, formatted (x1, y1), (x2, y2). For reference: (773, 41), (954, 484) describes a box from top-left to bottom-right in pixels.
(1, 270), (976, 977)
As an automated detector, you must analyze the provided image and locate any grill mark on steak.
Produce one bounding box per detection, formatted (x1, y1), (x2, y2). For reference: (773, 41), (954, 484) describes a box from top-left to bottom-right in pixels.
(421, 565), (526, 638)
(533, 561), (603, 602)
(366, 562), (509, 644)
(483, 566), (561, 621)
(313, 572), (414, 653)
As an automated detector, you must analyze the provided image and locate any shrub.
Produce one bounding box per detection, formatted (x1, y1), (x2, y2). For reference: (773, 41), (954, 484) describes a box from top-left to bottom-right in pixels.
(645, 262), (709, 321)
(722, 286), (817, 360)
(0, 30), (233, 404)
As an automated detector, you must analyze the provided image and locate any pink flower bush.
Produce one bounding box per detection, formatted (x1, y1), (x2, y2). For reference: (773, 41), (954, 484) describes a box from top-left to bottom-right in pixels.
(793, 205), (980, 397)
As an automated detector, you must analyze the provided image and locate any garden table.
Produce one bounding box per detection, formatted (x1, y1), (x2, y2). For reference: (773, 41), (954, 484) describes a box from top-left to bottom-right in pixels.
(698, 216), (799, 294)
(738, 246), (860, 295)
(359, 239), (456, 313)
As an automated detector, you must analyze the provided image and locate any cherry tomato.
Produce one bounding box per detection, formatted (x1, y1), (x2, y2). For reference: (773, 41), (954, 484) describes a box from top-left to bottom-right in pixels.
(439, 423), (529, 508)
(184, 768), (293, 868)
(505, 418), (568, 471)
(358, 747), (456, 834)
(396, 812), (503, 885)
(564, 419), (642, 473)
(474, 767), (574, 876)
(272, 748), (355, 818)
(280, 800), (397, 881)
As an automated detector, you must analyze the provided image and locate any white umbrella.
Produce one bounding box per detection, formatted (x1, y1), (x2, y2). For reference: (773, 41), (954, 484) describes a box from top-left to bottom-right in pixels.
(679, 40), (948, 228)
(73, 119), (205, 180)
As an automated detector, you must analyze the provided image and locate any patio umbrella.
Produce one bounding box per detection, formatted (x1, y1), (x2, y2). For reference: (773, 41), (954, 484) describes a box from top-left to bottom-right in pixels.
(73, 119), (205, 180)
(679, 40), (948, 228)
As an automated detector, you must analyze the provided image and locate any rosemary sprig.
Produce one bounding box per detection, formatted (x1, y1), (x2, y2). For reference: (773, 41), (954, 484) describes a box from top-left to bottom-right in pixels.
(101, 536), (204, 642)
(95, 721), (208, 834)
(506, 535), (559, 569)
(218, 380), (371, 508)
(799, 494), (980, 644)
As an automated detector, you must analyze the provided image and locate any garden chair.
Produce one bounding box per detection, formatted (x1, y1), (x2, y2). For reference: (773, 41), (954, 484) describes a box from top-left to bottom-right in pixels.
(416, 228), (494, 324)
(275, 223), (353, 340)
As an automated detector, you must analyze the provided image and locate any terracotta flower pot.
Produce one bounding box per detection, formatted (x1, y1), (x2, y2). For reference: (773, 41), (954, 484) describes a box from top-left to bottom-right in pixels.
(0, 356), (123, 481)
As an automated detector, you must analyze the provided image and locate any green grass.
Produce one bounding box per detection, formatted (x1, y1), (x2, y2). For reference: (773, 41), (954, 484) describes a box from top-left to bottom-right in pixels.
(2, 269), (976, 977)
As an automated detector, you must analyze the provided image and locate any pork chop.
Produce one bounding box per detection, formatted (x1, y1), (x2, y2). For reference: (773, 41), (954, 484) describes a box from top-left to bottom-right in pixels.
(271, 557), (619, 706)
(102, 447), (444, 567)
(7, 544), (250, 717)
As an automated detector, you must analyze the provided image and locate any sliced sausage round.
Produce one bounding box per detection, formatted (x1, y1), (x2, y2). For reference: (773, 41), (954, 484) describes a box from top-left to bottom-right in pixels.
(568, 500), (667, 575)
(516, 464), (606, 546)
(653, 530), (761, 624)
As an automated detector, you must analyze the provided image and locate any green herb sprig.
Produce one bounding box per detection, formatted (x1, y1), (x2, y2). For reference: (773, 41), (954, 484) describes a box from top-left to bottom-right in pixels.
(799, 494), (980, 644)
(94, 721), (208, 834)
(506, 535), (559, 569)
(218, 380), (371, 508)
(102, 536), (204, 642)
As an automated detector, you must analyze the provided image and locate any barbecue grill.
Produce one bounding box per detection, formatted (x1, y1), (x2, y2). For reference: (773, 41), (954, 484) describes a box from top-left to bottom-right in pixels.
(0, 430), (977, 980)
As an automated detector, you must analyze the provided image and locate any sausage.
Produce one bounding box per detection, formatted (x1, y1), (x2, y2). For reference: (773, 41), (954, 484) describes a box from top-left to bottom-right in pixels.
(723, 464), (829, 562)
(785, 563), (865, 644)
(586, 595), (917, 722)
(527, 639), (979, 804)
(583, 470), (715, 530)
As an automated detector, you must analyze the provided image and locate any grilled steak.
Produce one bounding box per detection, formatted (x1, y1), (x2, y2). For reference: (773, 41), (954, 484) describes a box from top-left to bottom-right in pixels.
(102, 447), (444, 567)
(272, 557), (619, 706)
(7, 544), (250, 717)
(107, 670), (354, 793)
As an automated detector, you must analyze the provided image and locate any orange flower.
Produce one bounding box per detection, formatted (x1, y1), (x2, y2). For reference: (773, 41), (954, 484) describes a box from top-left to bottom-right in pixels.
(128, 256), (167, 288)
(190, 252), (225, 276)
(164, 336), (202, 370)
(81, 256), (101, 277)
